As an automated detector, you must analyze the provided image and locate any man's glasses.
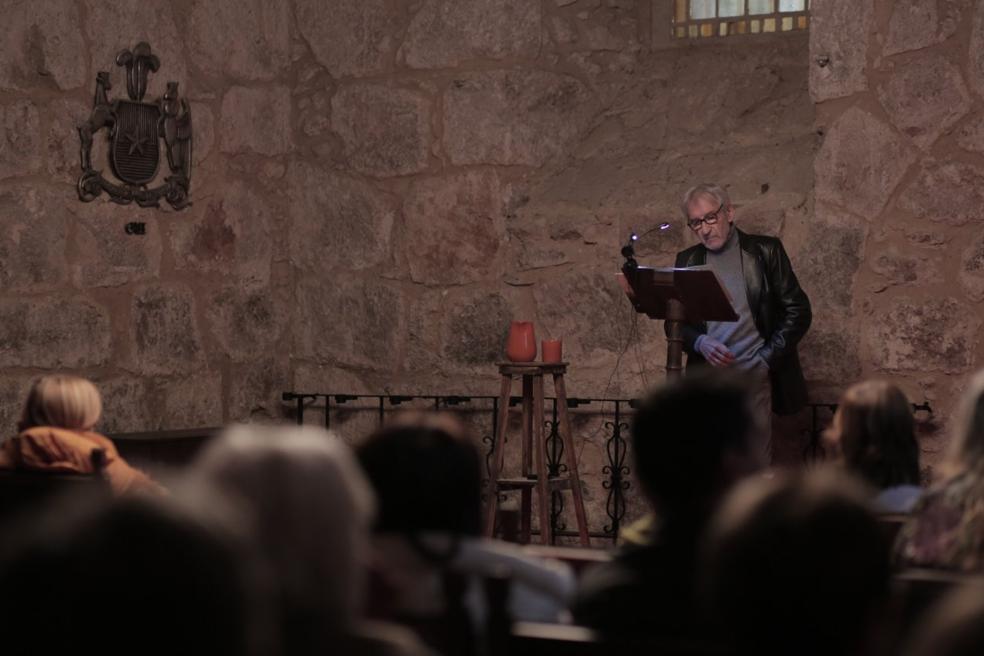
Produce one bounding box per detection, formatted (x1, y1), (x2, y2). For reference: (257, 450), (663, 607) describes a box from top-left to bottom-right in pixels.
(687, 203), (724, 231)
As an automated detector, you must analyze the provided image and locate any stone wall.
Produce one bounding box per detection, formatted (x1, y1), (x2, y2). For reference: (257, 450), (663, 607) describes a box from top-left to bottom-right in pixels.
(0, 1), (814, 532)
(809, 0), (984, 472)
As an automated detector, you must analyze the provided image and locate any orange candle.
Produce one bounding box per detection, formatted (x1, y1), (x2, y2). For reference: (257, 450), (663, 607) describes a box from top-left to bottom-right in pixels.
(542, 339), (562, 363)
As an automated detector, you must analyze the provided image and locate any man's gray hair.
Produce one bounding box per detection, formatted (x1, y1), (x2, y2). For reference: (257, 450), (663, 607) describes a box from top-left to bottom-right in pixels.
(681, 183), (732, 218)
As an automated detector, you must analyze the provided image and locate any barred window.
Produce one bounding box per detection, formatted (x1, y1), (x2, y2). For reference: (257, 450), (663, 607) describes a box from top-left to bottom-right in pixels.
(672, 0), (810, 39)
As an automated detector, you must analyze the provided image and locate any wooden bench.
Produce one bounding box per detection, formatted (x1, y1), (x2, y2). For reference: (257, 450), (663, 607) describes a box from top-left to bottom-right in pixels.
(520, 545), (613, 576)
(108, 427), (221, 469)
(0, 448), (110, 530)
(509, 622), (730, 656)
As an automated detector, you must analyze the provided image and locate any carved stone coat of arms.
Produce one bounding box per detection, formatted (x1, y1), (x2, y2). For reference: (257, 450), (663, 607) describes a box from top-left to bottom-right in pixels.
(78, 42), (192, 210)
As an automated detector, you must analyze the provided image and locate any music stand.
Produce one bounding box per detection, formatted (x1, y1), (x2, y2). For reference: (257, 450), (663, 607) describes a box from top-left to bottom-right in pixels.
(617, 266), (737, 379)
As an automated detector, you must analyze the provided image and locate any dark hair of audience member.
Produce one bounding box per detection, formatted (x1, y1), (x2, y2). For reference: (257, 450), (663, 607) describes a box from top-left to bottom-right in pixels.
(703, 469), (891, 656)
(631, 370), (758, 524)
(0, 494), (271, 656)
(830, 380), (920, 488)
(903, 584), (984, 656)
(357, 413), (482, 545)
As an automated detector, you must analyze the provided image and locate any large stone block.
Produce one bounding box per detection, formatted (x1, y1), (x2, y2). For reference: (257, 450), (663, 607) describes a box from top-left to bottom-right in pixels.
(794, 216), (865, 312)
(0, 0), (87, 91)
(0, 184), (69, 291)
(809, 0), (873, 102)
(815, 108), (916, 217)
(959, 232), (984, 301)
(205, 284), (286, 362)
(869, 245), (942, 292)
(876, 54), (970, 150)
(957, 114), (984, 154)
(293, 275), (404, 370)
(510, 228), (572, 272)
(800, 330), (862, 386)
(401, 0), (540, 68)
(969, 4), (984, 100)
(331, 83), (431, 176)
(0, 100), (43, 180)
(884, 0), (943, 56)
(560, 5), (640, 52)
(297, 89), (333, 139)
(190, 101), (215, 167)
(886, 1), (963, 55)
(288, 161), (396, 272)
(402, 171), (508, 285)
(650, 136), (816, 218)
(659, 48), (782, 148)
(188, 0), (290, 81)
(443, 293), (513, 366)
(84, 0), (187, 101)
(866, 297), (980, 374)
(169, 179), (276, 284)
(46, 98), (89, 182)
(403, 289), (446, 375)
(228, 357), (290, 422)
(130, 284), (205, 375)
(68, 202), (162, 288)
(292, 362), (373, 396)
(294, 0), (393, 77)
(0, 297), (112, 368)
(160, 373), (223, 430)
(443, 71), (595, 167)
(904, 227), (949, 248)
(533, 270), (632, 363)
(896, 160), (984, 226)
(219, 86), (292, 156)
(0, 377), (34, 437)
(96, 376), (151, 434)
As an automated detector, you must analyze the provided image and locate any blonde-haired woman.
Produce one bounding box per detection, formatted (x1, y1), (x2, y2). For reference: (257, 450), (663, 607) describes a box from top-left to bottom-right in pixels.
(896, 369), (984, 571)
(0, 375), (161, 495)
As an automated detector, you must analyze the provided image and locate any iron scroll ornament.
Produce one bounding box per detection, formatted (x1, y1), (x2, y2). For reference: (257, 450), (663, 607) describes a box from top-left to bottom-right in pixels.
(78, 42), (192, 210)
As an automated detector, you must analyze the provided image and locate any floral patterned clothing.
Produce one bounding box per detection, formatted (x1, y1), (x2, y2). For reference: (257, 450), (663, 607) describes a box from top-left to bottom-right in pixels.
(895, 471), (984, 572)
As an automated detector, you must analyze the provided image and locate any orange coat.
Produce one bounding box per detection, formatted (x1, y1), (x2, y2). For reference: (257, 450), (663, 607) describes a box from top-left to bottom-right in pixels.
(0, 426), (163, 495)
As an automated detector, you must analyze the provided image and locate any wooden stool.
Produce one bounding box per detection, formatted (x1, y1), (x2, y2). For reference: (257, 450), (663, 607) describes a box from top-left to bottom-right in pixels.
(484, 362), (590, 546)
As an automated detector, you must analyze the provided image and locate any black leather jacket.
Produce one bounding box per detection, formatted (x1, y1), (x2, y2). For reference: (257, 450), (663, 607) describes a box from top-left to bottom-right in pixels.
(672, 228), (812, 415)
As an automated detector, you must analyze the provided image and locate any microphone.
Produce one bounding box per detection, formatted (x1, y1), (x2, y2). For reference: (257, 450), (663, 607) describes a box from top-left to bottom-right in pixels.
(621, 222), (671, 272)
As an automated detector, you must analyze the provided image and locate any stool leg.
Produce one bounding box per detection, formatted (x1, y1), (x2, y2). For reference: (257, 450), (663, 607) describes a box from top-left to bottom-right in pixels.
(484, 374), (513, 538)
(554, 373), (590, 546)
(520, 488), (531, 544)
(521, 374), (535, 543)
(533, 373), (551, 545)
(522, 375), (533, 478)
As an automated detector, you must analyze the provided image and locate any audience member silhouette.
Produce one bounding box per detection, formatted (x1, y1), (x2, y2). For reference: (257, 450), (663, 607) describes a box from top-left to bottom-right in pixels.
(0, 493), (269, 656)
(897, 369), (984, 571)
(356, 413), (574, 655)
(572, 370), (764, 640)
(703, 469), (891, 656)
(0, 375), (161, 494)
(189, 424), (432, 656)
(903, 582), (984, 656)
(826, 380), (922, 512)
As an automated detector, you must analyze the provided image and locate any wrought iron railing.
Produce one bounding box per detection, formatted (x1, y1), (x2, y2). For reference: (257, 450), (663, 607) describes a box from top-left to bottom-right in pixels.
(283, 392), (934, 544)
(282, 391), (639, 543)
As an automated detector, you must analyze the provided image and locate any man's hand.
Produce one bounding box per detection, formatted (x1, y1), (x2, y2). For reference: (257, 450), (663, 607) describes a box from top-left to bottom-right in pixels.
(697, 336), (735, 367)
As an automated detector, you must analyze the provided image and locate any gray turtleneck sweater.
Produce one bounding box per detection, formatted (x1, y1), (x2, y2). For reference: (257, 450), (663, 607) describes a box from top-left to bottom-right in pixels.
(694, 228), (766, 370)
